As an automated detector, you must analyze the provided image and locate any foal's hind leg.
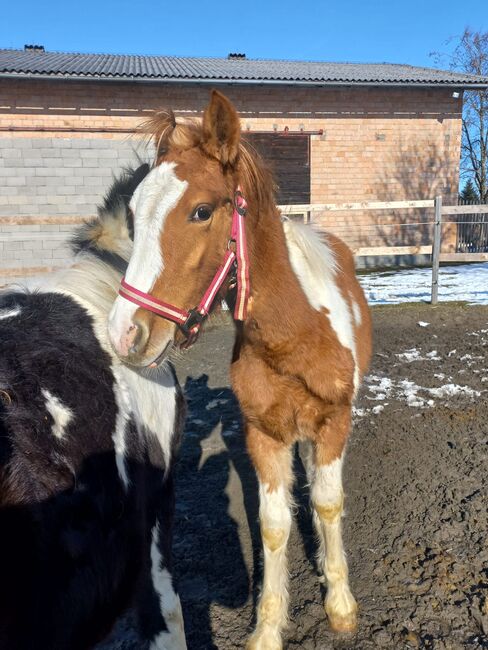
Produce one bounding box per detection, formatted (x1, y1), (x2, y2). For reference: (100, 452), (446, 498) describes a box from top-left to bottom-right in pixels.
(311, 411), (357, 633)
(246, 425), (293, 650)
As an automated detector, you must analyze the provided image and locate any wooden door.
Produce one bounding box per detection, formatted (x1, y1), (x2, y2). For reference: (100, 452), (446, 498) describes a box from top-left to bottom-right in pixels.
(243, 133), (310, 204)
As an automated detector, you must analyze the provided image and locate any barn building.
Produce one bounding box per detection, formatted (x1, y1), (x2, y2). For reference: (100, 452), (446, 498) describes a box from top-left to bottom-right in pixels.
(1, 46), (488, 282)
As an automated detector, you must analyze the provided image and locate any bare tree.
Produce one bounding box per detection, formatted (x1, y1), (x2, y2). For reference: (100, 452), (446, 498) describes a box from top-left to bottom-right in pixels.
(432, 28), (488, 202)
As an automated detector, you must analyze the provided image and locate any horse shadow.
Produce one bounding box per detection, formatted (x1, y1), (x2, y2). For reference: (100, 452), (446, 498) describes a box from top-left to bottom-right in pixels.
(174, 374), (256, 649)
(174, 374), (320, 649)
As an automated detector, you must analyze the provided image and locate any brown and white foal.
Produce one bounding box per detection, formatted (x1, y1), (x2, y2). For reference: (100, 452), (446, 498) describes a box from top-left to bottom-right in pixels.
(108, 91), (372, 650)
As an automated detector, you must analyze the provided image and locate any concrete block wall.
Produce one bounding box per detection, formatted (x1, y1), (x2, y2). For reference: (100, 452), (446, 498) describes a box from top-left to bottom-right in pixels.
(0, 135), (153, 284)
(0, 136), (152, 217)
(0, 221), (80, 285)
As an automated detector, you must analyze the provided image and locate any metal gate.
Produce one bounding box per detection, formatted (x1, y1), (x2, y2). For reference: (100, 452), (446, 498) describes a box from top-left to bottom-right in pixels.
(455, 209), (488, 253)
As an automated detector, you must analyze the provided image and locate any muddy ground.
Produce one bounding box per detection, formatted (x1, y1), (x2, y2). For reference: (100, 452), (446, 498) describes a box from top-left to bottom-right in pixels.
(102, 303), (488, 650)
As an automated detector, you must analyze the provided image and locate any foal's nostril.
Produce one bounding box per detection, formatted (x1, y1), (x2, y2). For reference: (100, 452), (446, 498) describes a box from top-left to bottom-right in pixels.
(128, 319), (149, 356)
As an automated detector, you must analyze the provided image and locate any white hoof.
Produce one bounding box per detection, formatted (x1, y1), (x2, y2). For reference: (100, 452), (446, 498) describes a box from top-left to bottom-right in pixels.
(325, 587), (358, 633)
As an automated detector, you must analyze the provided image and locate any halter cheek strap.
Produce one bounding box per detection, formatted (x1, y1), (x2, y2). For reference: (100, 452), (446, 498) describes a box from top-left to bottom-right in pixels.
(118, 187), (250, 342)
(231, 189), (250, 321)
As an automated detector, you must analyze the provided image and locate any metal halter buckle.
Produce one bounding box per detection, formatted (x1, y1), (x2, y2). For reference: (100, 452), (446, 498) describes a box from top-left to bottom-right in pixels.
(179, 308), (205, 336)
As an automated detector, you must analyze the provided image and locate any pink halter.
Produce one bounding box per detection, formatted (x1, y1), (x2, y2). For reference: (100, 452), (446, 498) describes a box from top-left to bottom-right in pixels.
(118, 188), (250, 342)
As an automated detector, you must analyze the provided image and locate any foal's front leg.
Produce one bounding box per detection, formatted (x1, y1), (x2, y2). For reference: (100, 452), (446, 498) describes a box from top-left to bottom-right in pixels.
(246, 425), (293, 650)
(311, 411), (357, 633)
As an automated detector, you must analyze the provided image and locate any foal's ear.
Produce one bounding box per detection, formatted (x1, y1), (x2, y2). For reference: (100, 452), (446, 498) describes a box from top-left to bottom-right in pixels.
(202, 91), (241, 167)
(146, 110), (177, 158)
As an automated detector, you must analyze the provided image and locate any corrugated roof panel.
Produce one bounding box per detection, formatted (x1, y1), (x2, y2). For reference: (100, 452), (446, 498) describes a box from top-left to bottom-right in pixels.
(0, 48), (487, 86)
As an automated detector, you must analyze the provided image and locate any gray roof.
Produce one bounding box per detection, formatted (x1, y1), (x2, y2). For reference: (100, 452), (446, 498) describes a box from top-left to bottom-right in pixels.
(1, 48), (487, 87)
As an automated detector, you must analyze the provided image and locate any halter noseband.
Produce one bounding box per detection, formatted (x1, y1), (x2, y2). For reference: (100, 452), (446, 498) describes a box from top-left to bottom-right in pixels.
(118, 187), (250, 343)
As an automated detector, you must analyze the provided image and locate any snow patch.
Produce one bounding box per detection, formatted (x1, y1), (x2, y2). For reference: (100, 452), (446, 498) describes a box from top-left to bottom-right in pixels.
(360, 263), (488, 305)
(396, 348), (441, 362)
(427, 384), (481, 399)
(354, 372), (483, 417)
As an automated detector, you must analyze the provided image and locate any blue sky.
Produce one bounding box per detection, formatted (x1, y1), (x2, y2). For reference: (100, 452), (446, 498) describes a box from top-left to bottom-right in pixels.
(1, 0), (487, 68)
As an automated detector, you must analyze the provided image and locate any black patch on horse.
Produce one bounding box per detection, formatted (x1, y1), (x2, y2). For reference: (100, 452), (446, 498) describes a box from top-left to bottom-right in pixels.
(70, 163), (150, 273)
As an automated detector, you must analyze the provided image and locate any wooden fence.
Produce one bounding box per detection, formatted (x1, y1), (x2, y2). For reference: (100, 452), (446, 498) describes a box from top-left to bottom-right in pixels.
(1, 199), (487, 303)
(278, 197), (488, 305)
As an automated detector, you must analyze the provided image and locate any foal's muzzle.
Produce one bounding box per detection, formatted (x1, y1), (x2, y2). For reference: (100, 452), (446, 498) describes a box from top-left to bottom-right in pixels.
(108, 299), (175, 367)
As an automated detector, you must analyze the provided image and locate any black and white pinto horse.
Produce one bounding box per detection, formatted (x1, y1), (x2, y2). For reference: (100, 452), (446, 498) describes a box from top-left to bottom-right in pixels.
(0, 165), (187, 650)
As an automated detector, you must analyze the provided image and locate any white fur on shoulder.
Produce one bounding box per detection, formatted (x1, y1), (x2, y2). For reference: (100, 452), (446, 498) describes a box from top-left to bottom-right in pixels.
(282, 220), (359, 393)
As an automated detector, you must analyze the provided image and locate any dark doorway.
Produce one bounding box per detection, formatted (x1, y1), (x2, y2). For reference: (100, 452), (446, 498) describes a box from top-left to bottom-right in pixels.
(243, 133), (310, 204)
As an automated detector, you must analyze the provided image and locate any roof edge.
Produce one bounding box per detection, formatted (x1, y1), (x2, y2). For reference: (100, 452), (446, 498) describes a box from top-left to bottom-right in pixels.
(1, 71), (487, 89)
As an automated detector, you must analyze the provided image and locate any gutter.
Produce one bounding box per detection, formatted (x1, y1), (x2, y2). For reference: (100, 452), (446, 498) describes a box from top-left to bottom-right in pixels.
(0, 72), (487, 89)
(0, 125), (324, 135)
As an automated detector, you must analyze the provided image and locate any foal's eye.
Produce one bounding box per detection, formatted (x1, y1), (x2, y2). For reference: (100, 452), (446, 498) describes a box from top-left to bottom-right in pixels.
(190, 205), (213, 222)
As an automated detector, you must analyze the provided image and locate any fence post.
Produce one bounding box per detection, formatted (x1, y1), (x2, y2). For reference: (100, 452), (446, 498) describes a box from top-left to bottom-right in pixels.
(431, 195), (443, 305)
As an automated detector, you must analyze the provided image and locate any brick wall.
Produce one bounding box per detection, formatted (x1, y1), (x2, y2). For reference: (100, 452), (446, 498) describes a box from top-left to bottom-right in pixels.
(0, 78), (463, 279)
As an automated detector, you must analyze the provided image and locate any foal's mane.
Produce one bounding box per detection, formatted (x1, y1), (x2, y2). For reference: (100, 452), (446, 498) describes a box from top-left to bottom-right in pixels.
(71, 164), (150, 272)
(143, 112), (278, 215)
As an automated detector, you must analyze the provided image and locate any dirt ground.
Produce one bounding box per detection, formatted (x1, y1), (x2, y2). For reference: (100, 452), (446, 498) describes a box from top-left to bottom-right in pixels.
(102, 303), (488, 650)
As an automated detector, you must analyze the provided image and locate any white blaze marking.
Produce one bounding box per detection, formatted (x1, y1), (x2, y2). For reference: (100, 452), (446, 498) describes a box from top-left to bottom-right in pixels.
(41, 389), (74, 439)
(108, 162), (187, 348)
(126, 162), (188, 290)
(282, 221), (359, 393)
(0, 307), (22, 320)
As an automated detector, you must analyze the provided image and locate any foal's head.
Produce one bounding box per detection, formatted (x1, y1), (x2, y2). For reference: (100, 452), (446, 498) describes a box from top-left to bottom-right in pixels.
(108, 91), (270, 367)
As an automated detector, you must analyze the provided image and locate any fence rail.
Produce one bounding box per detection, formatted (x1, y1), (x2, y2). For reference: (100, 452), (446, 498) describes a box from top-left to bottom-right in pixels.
(278, 199), (434, 213)
(441, 205), (488, 215)
(278, 197), (488, 304)
(2, 198), (487, 303)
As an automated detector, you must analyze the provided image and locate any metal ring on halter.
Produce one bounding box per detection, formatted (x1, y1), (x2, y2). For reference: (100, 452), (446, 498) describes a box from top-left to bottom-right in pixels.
(234, 190), (247, 216)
